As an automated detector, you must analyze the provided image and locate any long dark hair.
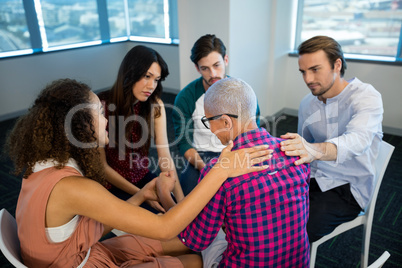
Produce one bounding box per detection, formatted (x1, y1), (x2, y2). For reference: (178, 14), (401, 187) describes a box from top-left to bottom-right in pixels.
(100, 45), (169, 154)
(6, 79), (105, 184)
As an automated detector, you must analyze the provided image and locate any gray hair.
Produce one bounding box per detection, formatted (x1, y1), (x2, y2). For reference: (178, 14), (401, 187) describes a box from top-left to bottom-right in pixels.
(204, 77), (257, 126)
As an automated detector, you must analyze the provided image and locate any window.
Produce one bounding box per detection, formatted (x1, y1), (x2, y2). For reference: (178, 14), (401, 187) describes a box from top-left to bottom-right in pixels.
(0, 0), (31, 55)
(107, 0), (128, 39)
(0, 0), (178, 58)
(295, 0), (402, 61)
(128, 0), (166, 39)
(40, 0), (100, 49)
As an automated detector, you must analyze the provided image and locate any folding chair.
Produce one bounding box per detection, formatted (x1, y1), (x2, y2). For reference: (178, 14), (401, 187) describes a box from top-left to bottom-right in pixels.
(309, 141), (395, 268)
(367, 251), (390, 268)
(0, 208), (27, 267)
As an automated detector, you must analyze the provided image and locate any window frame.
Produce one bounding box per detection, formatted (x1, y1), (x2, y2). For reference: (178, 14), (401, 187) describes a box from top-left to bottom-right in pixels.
(293, 0), (402, 65)
(0, 0), (179, 59)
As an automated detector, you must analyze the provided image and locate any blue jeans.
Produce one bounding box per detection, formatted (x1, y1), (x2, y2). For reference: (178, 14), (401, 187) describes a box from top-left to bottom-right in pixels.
(179, 151), (221, 196)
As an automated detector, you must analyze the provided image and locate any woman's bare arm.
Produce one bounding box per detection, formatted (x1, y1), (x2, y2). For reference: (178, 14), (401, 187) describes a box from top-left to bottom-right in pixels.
(47, 142), (272, 240)
(153, 98), (184, 202)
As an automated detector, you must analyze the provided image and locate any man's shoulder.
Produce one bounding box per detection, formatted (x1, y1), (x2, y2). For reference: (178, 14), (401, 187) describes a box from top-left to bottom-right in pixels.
(259, 136), (304, 170)
(248, 133), (309, 177)
(343, 78), (383, 112)
(200, 157), (220, 177)
(179, 77), (203, 95)
(349, 77), (381, 97)
(200, 157), (245, 190)
(175, 77), (204, 104)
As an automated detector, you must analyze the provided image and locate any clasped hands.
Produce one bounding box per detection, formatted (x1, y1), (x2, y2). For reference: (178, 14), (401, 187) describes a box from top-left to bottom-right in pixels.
(137, 171), (177, 213)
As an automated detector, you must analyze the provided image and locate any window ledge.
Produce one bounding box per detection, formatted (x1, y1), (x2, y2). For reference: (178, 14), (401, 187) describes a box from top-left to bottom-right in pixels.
(0, 39), (179, 60)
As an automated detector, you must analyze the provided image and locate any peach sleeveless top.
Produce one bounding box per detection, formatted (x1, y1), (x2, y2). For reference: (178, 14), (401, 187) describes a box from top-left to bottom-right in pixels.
(16, 166), (102, 267)
(16, 163), (182, 268)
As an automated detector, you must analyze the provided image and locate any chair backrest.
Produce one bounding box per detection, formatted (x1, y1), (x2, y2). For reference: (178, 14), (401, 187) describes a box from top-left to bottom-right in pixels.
(367, 251), (391, 268)
(0, 208), (27, 268)
(364, 141), (394, 214)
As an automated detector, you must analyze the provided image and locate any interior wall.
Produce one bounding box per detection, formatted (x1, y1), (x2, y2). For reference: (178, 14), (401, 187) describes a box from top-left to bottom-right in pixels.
(228, 0), (273, 116)
(0, 42), (180, 121)
(177, 0), (230, 89)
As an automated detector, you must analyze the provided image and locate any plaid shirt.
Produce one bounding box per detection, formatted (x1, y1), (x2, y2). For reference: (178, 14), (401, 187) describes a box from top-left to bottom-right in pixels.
(178, 128), (310, 267)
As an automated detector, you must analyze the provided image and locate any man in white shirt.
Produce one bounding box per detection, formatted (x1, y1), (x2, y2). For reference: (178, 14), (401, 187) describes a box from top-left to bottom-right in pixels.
(280, 35), (384, 243)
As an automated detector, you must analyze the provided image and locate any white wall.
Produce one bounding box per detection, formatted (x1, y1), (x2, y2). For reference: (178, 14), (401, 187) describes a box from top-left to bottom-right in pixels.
(0, 42), (180, 120)
(228, 0), (273, 115)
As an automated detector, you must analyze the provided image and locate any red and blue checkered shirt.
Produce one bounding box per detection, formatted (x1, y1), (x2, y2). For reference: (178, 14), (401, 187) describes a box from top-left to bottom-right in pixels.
(178, 128), (310, 267)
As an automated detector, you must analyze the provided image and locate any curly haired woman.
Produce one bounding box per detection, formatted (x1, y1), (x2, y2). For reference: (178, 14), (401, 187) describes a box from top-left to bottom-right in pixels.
(6, 78), (271, 267)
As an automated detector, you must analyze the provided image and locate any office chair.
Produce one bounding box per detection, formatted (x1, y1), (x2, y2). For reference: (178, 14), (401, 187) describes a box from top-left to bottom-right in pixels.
(309, 141), (395, 268)
(0, 208), (27, 268)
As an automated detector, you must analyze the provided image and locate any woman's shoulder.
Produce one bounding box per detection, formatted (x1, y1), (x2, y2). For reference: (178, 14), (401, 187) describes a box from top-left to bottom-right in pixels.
(152, 98), (165, 120)
(155, 97), (164, 106)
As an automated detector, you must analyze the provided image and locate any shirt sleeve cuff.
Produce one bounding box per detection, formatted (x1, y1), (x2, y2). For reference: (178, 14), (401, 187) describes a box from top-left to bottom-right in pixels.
(178, 230), (197, 251)
(325, 138), (341, 166)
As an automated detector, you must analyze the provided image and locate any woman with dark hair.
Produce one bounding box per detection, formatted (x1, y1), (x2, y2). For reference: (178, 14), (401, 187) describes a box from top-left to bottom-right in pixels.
(98, 45), (183, 210)
(7, 78), (271, 267)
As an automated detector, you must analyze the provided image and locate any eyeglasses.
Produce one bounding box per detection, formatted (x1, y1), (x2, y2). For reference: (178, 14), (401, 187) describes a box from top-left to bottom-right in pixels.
(201, 114), (238, 129)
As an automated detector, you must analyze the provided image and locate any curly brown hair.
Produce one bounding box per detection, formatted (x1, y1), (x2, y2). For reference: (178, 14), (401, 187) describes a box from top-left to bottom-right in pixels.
(6, 78), (105, 184)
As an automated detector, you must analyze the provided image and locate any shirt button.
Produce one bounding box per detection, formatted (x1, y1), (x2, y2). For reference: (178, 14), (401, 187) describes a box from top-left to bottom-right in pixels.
(181, 238), (186, 243)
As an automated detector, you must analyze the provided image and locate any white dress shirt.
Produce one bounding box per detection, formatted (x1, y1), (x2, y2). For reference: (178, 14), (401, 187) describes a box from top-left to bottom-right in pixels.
(298, 77), (383, 209)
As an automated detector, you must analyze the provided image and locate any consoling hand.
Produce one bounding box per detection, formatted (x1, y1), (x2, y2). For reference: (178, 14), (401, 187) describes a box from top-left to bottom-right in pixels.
(280, 133), (322, 165)
(214, 140), (273, 178)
